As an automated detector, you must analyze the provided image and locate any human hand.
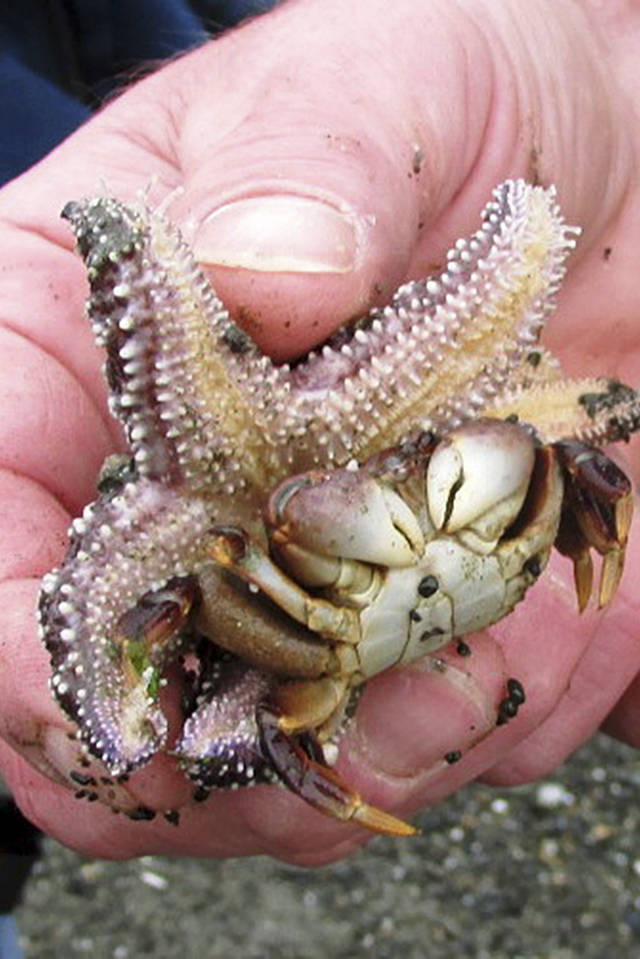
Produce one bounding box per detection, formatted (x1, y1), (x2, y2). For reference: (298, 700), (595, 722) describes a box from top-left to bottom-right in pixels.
(1, 0), (639, 866)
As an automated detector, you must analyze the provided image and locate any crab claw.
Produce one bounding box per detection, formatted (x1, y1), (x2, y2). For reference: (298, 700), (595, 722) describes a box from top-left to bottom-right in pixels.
(554, 440), (633, 609)
(265, 468), (424, 585)
(256, 705), (417, 836)
(425, 420), (535, 542)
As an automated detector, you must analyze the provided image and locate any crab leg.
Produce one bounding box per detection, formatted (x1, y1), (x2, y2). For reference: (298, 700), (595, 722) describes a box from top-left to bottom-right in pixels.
(114, 576), (199, 659)
(554, 440), (634, 609)
(205, 525), (361, 642)
(256, 705), (417, 837)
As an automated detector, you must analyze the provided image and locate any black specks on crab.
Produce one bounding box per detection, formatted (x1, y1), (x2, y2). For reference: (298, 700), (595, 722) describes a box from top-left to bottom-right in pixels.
(522, 555), (543, 579)
(417, 575), (439, 599)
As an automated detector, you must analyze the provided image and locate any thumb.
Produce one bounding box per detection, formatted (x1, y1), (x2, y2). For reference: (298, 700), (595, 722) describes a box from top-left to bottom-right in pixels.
(163, 0), (627, 359)
(167, 2), (491, 359)
(1, 1), (627, 361)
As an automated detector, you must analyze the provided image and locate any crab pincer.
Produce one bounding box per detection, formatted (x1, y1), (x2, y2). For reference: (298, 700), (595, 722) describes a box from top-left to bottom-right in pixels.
(554, 440), (634, 610)
(256, 704), (418, 836)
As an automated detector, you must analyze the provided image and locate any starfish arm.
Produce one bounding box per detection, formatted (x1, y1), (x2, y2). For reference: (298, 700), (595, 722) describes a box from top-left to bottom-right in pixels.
(173, 654), (276, 790)
(483, 377), (640, 445)
(272, 180), (579, 468)
(38, 477), (214, 773)
(62, 197), (287, 493)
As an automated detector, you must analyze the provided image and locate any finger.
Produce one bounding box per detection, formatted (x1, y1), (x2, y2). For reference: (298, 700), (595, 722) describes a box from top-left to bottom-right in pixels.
(602, 672), (640, 748)
(485, 589), (640, 786)
(0, 1), (487, 358)
(489, 468), (640, 775)
(0, 329), (114, 514)
(482, 530), (640, 784)
(0, 221), (115, 430)
(595, 541), (640, 750)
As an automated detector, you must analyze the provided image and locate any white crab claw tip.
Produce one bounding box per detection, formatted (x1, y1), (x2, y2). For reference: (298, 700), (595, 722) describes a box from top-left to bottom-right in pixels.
(427, 421), (535, 534)
(425, 445), (463, 531)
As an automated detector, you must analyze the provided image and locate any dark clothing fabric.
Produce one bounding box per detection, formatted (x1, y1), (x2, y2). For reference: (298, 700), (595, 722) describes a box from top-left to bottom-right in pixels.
(0, 800), (41, 913)
(0, 0), (275, 185)
(0, 0), (208, 183)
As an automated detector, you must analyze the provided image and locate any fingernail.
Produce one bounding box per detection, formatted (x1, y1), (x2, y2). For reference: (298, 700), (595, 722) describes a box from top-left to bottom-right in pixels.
(352, 662), (497, 778)
(40, 725), (90, 785)
(193, 195), (357, 273)
(11, 724), (144, 814)
(4, 722), (92, 791)
(3, 722), (74, 789)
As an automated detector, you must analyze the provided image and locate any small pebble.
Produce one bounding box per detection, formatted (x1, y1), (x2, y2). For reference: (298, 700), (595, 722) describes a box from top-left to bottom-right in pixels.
(535, 782), (575, 809)
(139, 870), (168, 890)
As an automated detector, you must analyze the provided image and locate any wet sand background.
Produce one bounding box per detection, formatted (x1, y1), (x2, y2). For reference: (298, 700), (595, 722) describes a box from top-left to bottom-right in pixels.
(9, 733), (640, 958)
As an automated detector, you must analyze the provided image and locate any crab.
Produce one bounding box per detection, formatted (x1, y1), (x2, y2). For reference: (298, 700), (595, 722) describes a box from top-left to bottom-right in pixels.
(38, 180), (640, 835)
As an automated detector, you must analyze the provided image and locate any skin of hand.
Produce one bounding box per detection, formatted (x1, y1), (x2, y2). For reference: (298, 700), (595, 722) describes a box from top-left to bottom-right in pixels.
(0, 0), (639, 867)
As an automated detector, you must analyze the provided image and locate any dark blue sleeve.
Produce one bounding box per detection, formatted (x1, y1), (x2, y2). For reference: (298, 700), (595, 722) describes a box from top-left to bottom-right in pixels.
(0, 54), (90, 185)
(0, 1), (273, 186)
